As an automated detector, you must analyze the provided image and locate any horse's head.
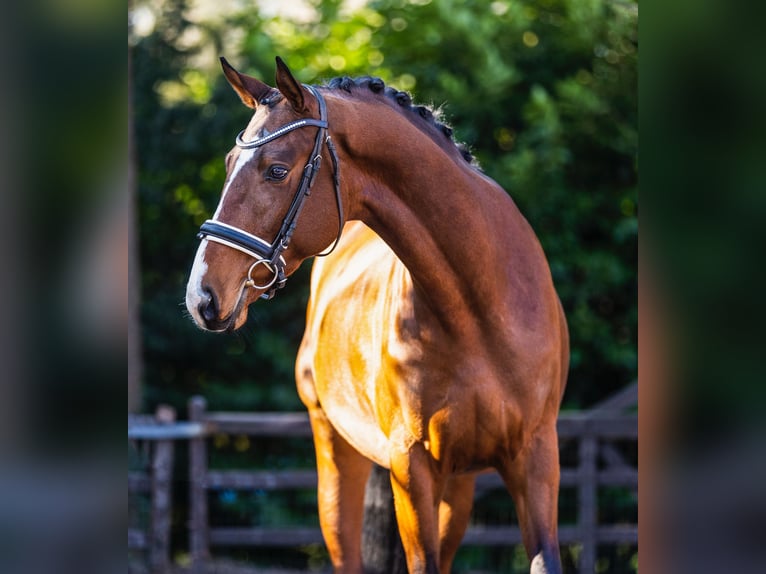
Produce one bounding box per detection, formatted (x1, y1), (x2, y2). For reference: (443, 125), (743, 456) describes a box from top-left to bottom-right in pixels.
(185, 57), (343, 332)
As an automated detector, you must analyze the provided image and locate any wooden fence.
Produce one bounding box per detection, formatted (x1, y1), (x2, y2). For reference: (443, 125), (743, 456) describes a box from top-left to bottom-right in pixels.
(128, 383), (637, 573)
(128, 405), (178, 573)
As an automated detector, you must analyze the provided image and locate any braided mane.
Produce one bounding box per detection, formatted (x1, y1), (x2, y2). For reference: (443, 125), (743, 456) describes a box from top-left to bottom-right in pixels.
(322, 76), (476, 166)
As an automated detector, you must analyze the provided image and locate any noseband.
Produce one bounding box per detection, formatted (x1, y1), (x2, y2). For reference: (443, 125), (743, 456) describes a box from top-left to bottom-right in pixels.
(196, 86), (343, 300)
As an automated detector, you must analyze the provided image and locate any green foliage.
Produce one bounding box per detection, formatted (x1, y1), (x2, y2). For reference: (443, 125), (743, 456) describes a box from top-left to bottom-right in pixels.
(132, 0), (636, 414)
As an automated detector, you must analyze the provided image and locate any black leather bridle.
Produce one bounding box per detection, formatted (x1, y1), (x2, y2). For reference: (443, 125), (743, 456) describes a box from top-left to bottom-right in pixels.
(197, 85), (343, 300)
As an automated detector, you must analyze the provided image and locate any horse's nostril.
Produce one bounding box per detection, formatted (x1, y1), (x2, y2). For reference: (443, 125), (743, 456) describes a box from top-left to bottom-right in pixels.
(199, 288), (218, 323)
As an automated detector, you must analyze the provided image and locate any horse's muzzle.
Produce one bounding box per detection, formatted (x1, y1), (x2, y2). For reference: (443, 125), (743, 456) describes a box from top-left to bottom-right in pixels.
(198, 287), (218, 326)
(195, 287), (238, 332)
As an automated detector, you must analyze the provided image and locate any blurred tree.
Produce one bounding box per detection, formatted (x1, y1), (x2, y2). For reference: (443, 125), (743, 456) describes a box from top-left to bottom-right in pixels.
(132, 0), (636, 413)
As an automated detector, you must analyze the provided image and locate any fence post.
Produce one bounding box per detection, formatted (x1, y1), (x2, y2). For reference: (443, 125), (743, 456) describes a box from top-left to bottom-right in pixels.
(189, 396), (210, 573)
(150, 404), (175, 574)
(578, 422), (598, 573)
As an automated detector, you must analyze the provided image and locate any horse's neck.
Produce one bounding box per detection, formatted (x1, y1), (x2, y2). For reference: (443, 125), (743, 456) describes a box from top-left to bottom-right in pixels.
(338, 99), (548, 335)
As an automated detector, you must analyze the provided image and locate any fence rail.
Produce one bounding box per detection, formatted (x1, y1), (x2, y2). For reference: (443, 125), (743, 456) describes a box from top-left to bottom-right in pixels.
(129, 384), (637, 573)
(128, 405), (177, 574)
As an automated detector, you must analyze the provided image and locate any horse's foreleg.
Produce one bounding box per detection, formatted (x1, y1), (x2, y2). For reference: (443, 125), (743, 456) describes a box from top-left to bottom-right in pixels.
(389, 442), (442, 574)
(437, 473), (476, 574)
(499, 422), (563, 574)
(308, 407), (372, 574)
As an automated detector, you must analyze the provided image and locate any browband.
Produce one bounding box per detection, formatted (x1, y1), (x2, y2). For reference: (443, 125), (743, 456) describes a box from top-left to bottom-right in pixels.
(236, 118), (328, 149)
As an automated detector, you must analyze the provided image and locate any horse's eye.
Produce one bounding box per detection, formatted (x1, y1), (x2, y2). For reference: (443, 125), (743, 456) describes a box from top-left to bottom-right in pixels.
(267, 165), (289, 181)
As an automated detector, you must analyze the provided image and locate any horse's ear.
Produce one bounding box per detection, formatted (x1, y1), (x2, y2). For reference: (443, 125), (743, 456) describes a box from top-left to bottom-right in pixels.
(220, 57), (273, 109)
(275, 56), (310, 113)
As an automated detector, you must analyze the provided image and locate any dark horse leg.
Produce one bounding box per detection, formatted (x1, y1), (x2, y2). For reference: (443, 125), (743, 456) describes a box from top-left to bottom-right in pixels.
(307, 407), (372, 574)
(499, 422), (563, 574)
(362, 464), (407, 574)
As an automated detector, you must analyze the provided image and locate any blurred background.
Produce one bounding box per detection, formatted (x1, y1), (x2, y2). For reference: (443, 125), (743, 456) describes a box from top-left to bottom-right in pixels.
(1, 0), (763, 572)
(129, 0), (636, 572)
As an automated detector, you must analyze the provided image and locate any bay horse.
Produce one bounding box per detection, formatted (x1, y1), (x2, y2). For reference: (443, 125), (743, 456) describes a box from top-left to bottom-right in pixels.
(185, 57), (569, 574)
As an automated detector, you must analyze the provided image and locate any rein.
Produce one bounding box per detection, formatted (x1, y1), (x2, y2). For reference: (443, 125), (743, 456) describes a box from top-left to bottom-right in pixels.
(197, 86), (344, 300)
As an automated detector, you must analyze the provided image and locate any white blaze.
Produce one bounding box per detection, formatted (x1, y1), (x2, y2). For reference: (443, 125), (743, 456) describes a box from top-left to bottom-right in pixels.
(185, 242), (210, 326)
(185, 146), (258, 326)
(213, 147), (257, 218)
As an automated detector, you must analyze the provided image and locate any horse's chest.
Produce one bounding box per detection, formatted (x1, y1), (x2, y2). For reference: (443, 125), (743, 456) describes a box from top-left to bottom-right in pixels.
(303, 231), (519, 468)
